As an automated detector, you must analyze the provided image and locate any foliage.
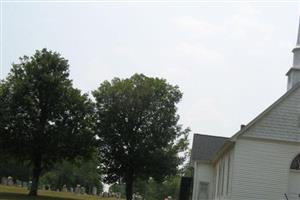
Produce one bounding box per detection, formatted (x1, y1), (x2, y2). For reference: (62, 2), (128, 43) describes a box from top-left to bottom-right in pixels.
(109, 176), (181, 200)
(93, 74), (189, 200)
(40, 153), (103, 194)
(0, 155), (31, 182)
(140, 176), (181, 200)
(0, 49), (96, 196)
(179, 150), (193, 177)
(109, 183), (125, 197)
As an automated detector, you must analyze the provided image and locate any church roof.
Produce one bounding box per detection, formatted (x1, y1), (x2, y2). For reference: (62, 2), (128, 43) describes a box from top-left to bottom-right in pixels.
(191, 82), (300, 164)
(191, 134), (228, 162)
(192, 17), (300, 164)
(231, 81), (300, 141)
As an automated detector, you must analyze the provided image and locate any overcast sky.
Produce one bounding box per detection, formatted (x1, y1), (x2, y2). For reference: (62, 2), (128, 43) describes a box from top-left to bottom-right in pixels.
(1, 1), (299, 142)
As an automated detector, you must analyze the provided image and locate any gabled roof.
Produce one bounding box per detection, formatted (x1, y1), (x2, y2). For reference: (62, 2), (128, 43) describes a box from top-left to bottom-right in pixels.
(192, 83), (300, 163)
(191, 134), (228, 162)
(231, 82), (300, 141)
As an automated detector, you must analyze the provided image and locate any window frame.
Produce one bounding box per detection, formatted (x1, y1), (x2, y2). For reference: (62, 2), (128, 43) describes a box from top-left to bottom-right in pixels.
(290, 154), (300, 170)
(198, 181), (209, 200)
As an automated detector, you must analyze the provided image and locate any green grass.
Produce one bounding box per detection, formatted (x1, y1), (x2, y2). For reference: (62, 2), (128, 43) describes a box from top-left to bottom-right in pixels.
(0, 185), (118, 200)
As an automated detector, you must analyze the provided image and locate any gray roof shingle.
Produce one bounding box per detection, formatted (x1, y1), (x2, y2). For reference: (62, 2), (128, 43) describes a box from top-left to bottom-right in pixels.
(191, 134), (229, 162)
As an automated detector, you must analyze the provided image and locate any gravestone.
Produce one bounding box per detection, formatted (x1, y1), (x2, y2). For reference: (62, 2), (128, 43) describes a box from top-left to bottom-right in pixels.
(1, 177), (7, 185)
(117, 192), (121, 199)
(92, 186), (97, 195)
(7, 176), (13, 186)
(69, 187), (74, 193)
(103, 192), (108, 197)
(133, 193), (143, 200)
(22, 181), (28, 188)
(62, 184), (68, 192)
(16, 180), (22, 187)
(80, 186), (85, 194)
(27, 181), (32, 190)
(75, 185), (81, 194)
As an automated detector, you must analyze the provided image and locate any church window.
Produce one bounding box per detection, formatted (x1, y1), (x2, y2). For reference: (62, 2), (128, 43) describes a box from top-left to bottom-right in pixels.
(221, 159), (225, 195)
(290, 154), (300, 170)
(226, 154), (231, 195)
(217, 162), (222, 197)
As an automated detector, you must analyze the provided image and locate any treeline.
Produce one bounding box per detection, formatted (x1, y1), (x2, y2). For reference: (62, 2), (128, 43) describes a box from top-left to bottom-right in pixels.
(0, 49), (190, 200)
(110, 176), (181, 200)
(0, 154), (103, 194)
(110, 164), (192, 200)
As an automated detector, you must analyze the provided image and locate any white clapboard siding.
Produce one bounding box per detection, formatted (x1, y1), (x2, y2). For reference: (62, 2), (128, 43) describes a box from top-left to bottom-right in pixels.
(213, 149), (234, 200)
(231, 137), (300, 200)
(192, 162), (214, 200)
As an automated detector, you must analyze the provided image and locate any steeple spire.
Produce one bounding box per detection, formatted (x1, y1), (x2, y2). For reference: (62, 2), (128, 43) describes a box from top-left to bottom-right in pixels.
(293, 18), (300, 67)
(286, 17), (300, 90)
(296, 18), (300, 45)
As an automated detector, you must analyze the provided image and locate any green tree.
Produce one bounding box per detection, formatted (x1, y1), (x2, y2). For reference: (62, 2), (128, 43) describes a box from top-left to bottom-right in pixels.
(109, 183), (126, 197)
(111, 176), (181, 200)
(0, 49), (96, 196)
(179, 150), (193, 177)
(141, 176), (181, 200)
(40, 152), (103, 193)
(93, 74), (189, 200)
(0, 155), (31, 181)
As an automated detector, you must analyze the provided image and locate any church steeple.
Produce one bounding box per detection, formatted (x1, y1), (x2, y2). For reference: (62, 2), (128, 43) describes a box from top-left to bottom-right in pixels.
(292, 18), (300, 66)
(287, 18), (300, 90)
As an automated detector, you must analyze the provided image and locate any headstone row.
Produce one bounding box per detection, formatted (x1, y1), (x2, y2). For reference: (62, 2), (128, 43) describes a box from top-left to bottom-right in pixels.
(1, 177), (122, 198)
(1, 176), (29, 189)
(100, 192), (121, 198)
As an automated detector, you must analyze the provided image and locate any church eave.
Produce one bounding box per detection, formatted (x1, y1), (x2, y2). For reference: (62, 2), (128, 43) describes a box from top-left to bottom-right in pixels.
(286, 67), (300, 75)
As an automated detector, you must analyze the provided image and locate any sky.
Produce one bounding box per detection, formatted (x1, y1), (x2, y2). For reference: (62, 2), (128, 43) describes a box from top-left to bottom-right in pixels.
(1, 0), (299, 143)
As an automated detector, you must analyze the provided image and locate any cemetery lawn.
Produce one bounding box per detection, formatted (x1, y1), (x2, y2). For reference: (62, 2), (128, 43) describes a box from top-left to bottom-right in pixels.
(0, 185), (118, 200)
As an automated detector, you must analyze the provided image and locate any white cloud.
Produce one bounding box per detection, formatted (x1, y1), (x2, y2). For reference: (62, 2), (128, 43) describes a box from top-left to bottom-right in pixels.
(174, 16), (219, 35)
(112, 45), (136, 59)
(226, 5), (273, 41)
(173, 5), (273, 43)
(175, 42), (224, 61)
(180, 97), (226, 137)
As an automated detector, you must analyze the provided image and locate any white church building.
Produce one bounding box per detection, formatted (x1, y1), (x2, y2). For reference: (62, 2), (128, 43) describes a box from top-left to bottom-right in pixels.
(191, 18), (300, 200)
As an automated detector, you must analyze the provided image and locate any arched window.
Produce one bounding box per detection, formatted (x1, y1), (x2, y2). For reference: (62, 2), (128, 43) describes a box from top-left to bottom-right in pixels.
(290, 154), (300, 170)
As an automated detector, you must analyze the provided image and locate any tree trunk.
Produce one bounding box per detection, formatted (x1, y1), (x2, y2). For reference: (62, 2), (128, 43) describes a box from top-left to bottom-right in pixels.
(28, 158), (42, 196)
(125, 178), (134, 200)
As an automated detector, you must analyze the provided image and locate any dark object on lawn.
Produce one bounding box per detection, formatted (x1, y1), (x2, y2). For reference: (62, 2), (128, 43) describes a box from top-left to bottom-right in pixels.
(178, 177), (192, 200)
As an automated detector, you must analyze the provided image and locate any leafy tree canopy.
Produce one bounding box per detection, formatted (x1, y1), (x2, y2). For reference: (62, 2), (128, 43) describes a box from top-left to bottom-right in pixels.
(93, 74), (189, 200)
(0, 49), (96, 196)
(0, 155), (31, 181)
(109, 176), (181, 200)
(40, 151), (103, 194)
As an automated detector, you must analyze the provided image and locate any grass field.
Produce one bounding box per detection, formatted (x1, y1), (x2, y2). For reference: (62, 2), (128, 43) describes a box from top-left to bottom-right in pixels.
(0, 185), (119, 200)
